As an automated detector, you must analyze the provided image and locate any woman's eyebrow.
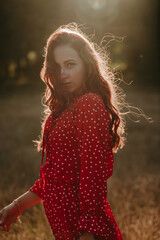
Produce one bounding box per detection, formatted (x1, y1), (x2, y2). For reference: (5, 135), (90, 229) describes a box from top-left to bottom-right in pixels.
(54, 59), (78, 65)
(64, 59), (78, 63)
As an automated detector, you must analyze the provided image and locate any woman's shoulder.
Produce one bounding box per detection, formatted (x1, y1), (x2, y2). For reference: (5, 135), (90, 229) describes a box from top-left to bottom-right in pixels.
(74, 92), (103, 106)
(72, 92), (107, 116)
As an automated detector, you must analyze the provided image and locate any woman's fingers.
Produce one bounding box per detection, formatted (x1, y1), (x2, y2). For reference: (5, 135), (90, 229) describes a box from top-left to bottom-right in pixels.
(0, 225), (4, 230)
(5, 212), (18, 226)
(0, 208), (11, 232)
(0, 204), (21, 232)
(2, 224), (9, 232)
(0, 209), (7, 225)
(0, 221), (9, 232)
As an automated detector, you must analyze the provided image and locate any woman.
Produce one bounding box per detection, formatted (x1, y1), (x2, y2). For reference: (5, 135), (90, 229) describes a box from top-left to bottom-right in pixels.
(0, 23), (126, 240)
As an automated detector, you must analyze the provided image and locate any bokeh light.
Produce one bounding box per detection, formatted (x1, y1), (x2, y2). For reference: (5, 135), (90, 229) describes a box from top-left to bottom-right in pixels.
(8, 61), (17, 78)
(77, 0), (120, 25)
(27, 51), (38, 65)
(86, 0), (107, 10)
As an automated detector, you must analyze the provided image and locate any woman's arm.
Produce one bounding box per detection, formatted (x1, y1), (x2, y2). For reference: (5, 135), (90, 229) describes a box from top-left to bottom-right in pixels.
(74, 93), (114, 237)
(0, 190), (42, 231)
(13, 190), (42, 212)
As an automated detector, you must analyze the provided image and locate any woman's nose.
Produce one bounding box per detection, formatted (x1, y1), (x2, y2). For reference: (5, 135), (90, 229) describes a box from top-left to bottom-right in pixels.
(60, 67), (66, 76)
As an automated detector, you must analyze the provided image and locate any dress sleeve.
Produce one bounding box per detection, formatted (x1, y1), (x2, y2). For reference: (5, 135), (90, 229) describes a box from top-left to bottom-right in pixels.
(29, 178), (43, 202)
(28, 117), (50, 202)
(74, 93), (114, 236)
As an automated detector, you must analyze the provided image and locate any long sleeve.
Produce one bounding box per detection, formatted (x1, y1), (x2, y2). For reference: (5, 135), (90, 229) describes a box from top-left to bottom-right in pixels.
(74, 93), (114, 236)
(28, 117), (51, 202)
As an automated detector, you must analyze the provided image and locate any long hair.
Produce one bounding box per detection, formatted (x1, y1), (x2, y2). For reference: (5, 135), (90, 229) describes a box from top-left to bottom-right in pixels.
(33, 23), (149, 153)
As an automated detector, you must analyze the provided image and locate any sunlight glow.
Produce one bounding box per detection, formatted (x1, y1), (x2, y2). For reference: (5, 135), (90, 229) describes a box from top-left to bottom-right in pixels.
(87, 0), (107, 9)
(77, 0), (120, 25)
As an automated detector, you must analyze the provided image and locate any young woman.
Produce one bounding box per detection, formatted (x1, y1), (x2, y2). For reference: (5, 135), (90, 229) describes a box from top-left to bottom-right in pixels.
(0, 23), (128, 240)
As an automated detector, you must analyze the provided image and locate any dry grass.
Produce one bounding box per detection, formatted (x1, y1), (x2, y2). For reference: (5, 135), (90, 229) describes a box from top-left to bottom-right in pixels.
(0, 85), (159, 240)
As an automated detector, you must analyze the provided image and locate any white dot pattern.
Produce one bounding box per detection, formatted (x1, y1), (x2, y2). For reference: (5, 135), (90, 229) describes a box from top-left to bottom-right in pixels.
(29, 92), (123, 240)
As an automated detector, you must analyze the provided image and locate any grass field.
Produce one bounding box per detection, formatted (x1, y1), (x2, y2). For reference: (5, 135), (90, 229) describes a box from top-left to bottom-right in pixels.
(0, 84), (159, 240)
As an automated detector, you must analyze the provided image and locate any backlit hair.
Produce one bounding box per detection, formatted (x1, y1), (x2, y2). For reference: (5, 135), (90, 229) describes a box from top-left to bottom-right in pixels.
(34, 23), (149, 153)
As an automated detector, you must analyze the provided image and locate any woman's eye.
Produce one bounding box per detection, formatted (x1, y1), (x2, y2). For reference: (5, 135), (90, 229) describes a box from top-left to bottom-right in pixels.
(67, 62), (75, 68)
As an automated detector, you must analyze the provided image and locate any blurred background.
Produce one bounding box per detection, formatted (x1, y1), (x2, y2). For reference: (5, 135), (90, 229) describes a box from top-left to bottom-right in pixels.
(0, 0), (159, 88)
(0, 0), (160, 239)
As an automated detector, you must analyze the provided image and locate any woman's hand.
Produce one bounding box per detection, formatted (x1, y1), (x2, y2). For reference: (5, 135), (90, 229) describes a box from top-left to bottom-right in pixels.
(0, 202), (20, 232)
(0, 191), (42, 232)
(80, 231), (95, 240)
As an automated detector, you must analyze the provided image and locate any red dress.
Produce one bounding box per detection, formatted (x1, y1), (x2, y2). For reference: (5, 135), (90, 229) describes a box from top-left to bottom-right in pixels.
(29, 92), (123, 240)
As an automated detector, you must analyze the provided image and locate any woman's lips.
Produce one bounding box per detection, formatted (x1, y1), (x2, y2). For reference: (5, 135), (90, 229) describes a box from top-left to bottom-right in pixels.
(63, 82), (72, 86)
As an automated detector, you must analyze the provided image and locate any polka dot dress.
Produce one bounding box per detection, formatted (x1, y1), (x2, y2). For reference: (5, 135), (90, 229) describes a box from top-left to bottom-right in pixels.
(29, 92), (124, 240)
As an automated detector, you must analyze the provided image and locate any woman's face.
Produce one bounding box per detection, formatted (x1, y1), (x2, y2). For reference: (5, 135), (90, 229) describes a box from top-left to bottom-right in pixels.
(53, 44), (86, 93)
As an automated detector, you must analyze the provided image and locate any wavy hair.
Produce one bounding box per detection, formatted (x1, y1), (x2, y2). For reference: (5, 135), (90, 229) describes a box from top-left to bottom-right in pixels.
(34, 23), (150, 153)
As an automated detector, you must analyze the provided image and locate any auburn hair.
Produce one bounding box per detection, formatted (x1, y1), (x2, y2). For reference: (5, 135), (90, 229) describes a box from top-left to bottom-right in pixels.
(34, 23), (141, 153)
